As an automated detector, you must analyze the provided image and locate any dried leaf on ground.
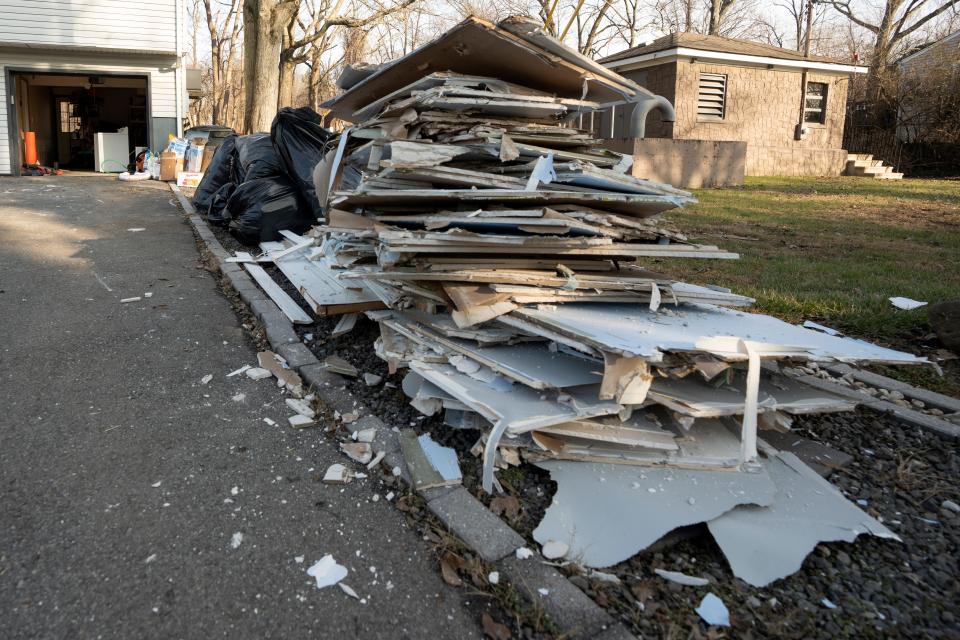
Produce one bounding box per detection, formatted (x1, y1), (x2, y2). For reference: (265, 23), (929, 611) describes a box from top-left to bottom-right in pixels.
(489, 496), (521, 521)
(440, 552), (465, 587)
(482, 613), (512, 640)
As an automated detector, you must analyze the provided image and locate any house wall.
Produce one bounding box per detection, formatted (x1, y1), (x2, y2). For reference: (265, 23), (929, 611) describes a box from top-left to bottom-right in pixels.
(0, 0), (178, 54)
(671, 61), (850, 175)
(607, 137), (746, 188)
(0, 49), (180, 174)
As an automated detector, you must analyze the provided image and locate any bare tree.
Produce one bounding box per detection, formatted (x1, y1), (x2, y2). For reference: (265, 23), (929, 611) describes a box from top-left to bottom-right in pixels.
(708, 0), (737, 34)
(203, 0), (244, 127)
(825, 0), (960, 101)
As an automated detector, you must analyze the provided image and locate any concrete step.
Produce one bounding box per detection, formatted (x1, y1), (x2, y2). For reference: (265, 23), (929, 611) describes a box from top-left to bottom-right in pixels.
(846, 153), (873, 162)
(850, 164), (890, 176)
(875, 171), (903, 179)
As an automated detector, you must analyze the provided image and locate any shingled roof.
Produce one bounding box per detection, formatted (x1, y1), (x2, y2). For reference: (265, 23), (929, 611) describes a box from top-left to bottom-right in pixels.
(600, 32), (848, 66)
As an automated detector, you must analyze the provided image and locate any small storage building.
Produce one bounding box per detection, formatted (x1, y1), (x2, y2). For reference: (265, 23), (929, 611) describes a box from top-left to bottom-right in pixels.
(596, 33), (867, 182)
(0, 0), (186, 174)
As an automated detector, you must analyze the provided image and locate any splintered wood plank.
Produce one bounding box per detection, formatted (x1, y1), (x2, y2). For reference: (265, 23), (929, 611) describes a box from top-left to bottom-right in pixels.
(243, 263), (313, 325)
(270, 252), (384, 317)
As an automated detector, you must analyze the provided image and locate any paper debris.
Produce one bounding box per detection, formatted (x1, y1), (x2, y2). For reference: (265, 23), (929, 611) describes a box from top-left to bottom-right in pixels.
(541, 540), (569, 560)
(230, 532), (243, 549)
(307, 555), (348, 589)
(654, 568), (710, 586)
(289, 414), (314, 428)
(696, 592), (730, 627)
(200, 374), (213, 385)
(246, 367), (272, 380)
(889, 296), (927, 310)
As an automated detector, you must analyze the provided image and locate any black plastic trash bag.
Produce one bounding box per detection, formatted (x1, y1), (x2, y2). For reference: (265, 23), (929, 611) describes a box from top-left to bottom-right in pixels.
(192, 135), (237, 212)
(270, 107), (333, 219)
(234, 133), (284, 181)
(205, 182), (235, 226)
(226, 176), (312, 245)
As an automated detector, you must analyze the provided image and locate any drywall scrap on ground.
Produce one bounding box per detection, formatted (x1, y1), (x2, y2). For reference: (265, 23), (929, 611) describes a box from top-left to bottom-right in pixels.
(233, 15), (926, 587)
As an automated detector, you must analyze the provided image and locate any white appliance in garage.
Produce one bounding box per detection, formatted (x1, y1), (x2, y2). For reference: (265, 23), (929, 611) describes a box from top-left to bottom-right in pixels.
(94, 128), (130, 172)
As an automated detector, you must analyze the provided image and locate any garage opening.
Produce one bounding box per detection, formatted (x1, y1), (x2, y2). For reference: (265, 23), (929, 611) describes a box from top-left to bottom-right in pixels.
(11, 72), (149, 174)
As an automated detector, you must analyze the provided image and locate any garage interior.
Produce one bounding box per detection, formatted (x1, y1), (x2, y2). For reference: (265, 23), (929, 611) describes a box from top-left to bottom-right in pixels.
(12, 72), (149, 172)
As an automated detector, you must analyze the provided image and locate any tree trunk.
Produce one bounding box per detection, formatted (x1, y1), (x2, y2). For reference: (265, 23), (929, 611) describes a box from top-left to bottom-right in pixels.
(243, 0), (291, 133)
(278, 35), (297, 109)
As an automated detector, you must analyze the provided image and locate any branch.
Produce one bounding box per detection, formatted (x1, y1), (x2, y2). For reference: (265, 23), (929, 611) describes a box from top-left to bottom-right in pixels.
(825, 0), (879, 33)
(894, 0), (960, 41)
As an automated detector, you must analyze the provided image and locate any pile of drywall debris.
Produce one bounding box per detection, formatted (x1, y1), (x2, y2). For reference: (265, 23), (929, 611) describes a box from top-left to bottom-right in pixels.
(237, 16), (928, 587)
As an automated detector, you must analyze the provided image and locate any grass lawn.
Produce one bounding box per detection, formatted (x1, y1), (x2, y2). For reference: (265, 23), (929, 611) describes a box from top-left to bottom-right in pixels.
(661, 176), (960, 395)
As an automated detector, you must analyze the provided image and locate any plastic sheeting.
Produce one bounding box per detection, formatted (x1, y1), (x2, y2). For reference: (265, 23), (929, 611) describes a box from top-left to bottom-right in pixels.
(192, 135), (237, 213)
(234, 133), (284, 181)
(271, 107), (333, 218)
(226, 176), (313, 244)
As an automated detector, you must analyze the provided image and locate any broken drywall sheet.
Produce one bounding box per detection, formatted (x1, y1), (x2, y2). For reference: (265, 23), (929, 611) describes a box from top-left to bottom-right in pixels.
(417, 434), (462, 483)
(531, 460), (776, 568)
(706, 451), (900, 587)
(511, 303), (926, 364)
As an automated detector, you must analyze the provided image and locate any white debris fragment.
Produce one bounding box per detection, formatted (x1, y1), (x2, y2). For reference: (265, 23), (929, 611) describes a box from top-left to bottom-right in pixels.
(263, 417), (277, 426)
(354, 428), (377, 443)
(515, 547), (534, 560)
(587, 570), (621, 584)
(144, 554), (157, 563)
(541, 540), (569, 560)
(120, 297), (141, 303)
(889, 296), (927, 310)
(286, 398), (316, 418)
(200, 374), (213, 385)
(821, 598), (838, 609)
(537, 588), (549, 596)
(366, 450), (386, 470)
(246, 367), (272, 380)
(341, 441), (373, 464)
(391, 466), (402, 477)
(323, 464), (353, 484)
(385, 491), (395, 501)
(144, 292), (153, 299)
(288, 414), (314, 428)
(654, 569), (710, 587)
(294, 556), (304, 563)
(339, 583), (360, 599)
(230, 532), (243, 549)
(307, 555), (348, 589)
(227, 365), (251, 377)
(231, 486), (239, 496)
(943, 500), (960, 514)
(488, 571), (500, 585)
(127, 227), (146, 232)
(696, 592), (730, 627)
(151, 481), (162, 488)
(363, 373), (383, 386)
(232, 393), (246, 402)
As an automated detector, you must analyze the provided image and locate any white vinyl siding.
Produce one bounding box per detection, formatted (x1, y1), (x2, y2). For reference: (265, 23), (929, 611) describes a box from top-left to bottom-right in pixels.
(0, 50), (180, 174)
(0, 0), (178, 54)
(697, 72), (727, 121)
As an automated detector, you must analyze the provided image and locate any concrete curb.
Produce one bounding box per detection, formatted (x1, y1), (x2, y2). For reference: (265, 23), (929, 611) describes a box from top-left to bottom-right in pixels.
(168, 183), (634, 639)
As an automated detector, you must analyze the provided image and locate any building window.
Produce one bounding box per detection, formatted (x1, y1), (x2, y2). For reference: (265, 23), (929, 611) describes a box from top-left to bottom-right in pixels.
(59, 101), (81, 134)
(697, 73), (727, 121)
(804, 81), (828, 124)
